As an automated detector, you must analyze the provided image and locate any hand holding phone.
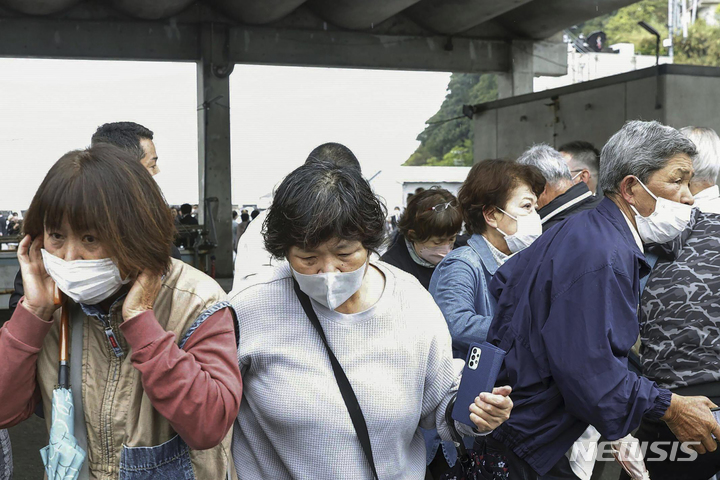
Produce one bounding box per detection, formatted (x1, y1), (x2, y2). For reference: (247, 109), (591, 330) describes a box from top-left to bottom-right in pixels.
(452, 342), (508, 428)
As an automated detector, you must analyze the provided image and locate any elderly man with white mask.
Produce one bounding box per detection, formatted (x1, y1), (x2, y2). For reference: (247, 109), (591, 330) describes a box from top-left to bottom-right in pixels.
(482, 120), (720, 480)
(680, 126), (720, 214)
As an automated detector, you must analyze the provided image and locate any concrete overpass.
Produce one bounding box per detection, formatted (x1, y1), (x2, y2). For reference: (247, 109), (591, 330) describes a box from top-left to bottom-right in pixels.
(0, 0), (642, 284)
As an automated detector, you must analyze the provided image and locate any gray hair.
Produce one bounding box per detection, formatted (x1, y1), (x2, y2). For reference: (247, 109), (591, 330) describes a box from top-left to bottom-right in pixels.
(517, 144), (572, 185)
(599, 120), (697, 195)
(680, 126), (720, 184)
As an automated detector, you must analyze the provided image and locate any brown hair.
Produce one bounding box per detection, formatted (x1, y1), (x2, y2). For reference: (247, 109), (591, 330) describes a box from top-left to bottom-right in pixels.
(398, 187), (463, 243)
(23, 144), (174, 277)
(458, 159), (546, 235)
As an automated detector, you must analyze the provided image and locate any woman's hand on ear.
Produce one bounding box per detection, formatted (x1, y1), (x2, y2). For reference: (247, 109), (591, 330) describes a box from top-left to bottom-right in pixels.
(122, 270), (163, 322)
(17, 235), (59, 321)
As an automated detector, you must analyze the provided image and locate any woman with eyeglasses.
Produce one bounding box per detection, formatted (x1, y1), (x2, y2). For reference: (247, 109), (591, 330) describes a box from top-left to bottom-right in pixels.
(430, 159), (545, 359)
(380, 188), (463, 290)
(422, 160), (545, 478)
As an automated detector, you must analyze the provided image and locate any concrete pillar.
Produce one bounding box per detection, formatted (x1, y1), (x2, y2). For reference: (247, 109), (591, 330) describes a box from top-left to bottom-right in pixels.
(197, 23), (234, 280)
(497, 40), (534, 99)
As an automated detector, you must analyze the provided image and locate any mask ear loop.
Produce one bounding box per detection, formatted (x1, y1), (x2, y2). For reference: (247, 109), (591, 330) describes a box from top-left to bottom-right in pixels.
(496, 207), (518, 221)
(494, 206), (517, 237)
(630, 177), (658, 218)
(634, 177), (659, 201)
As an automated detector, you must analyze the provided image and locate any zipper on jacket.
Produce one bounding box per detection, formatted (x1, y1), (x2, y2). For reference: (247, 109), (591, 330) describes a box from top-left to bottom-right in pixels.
(96, 309), (123, 474)
(96, 313), (124, 358)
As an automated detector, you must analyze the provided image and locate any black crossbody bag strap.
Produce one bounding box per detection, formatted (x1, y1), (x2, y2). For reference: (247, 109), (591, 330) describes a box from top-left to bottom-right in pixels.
(292, 279), (380, 480)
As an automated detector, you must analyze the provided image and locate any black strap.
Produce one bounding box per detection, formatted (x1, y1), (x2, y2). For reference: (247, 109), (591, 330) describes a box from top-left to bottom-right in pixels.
(293, 280), (380, 480)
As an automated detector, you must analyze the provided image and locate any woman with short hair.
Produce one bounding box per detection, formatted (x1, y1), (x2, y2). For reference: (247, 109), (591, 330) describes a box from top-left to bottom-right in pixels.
(0, 144), (242, 479)
(381, 188), (463, 290)
(230, 160), (513, 479)
(430, 159), (545, 359)
(423, 160), (544, 477)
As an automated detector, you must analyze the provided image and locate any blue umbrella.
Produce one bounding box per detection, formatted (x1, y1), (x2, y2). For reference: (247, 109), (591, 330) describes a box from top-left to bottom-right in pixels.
(0, 428), (12, 480)
(40, 289), (86, 480)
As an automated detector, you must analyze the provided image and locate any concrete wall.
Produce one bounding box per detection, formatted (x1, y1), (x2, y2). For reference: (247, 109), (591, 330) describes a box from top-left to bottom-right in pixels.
(663, 74), (720, 130)
(473, 66), (720, 162)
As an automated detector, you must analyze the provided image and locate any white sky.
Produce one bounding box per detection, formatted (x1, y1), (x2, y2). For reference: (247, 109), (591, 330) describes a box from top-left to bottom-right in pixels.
(0, 58), (451, 211)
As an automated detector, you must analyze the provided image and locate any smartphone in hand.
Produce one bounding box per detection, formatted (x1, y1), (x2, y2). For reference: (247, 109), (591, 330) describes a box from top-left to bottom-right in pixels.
(452, 342), (506, 427)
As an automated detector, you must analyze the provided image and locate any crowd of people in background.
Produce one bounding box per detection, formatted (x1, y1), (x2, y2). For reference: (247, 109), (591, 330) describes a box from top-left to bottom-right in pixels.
(0, 213), (23, 238)
(2, 118), (720, 480)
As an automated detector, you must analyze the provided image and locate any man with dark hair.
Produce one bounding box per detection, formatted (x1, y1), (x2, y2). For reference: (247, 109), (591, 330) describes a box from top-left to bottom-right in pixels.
(177, 203), (199, 250)
(233, 143), (361, 289)
(90, 121), (182, 261)
(92, 121), (159, 176)
(306, 142), (361, 172)
(559, 140), (601, 196)
(250, 209), (260, 221)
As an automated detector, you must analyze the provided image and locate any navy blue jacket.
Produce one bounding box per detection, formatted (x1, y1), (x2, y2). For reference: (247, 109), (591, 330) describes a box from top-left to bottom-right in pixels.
(486, 197), (672, 475)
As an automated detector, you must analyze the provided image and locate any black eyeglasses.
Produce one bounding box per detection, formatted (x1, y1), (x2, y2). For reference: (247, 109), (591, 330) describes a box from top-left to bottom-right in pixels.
(427, 201), (457, 212)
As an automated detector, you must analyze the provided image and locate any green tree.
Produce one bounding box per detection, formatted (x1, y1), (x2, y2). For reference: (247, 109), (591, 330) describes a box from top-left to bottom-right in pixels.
(575, 0), (720, 63)
(404, 74), (497, 166)
(674, 19), (720, 65)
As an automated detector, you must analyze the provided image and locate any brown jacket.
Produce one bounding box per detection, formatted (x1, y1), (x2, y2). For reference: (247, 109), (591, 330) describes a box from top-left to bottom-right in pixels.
(36, 259), (238, 480)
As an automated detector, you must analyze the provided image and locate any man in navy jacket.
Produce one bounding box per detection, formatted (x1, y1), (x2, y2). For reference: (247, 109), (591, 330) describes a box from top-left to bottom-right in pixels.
(485, 120), (720, 478)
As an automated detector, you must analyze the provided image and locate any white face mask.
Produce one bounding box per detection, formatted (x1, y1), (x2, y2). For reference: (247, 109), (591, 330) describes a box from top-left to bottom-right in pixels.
(629, 177), (693, 244)
(291, 262), (367, 311)
(496, 208), (543, 254)
(41, 249), (130, 305)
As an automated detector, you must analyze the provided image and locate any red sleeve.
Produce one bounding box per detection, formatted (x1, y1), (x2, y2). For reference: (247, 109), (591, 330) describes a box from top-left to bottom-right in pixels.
(0, 300), (51, 428)
(120, 307), (242, 450)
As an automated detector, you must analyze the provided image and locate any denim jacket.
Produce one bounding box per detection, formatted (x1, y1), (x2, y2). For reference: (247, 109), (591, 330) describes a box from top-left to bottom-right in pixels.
(424, 234), (499, 466)
(430, 234), (499, 359)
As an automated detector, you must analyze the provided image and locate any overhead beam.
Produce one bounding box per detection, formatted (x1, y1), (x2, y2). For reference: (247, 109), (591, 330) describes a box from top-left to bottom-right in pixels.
(0, 17), (200, 61)
(227, 26), (511, 72)
(0, 16), (512, 73)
